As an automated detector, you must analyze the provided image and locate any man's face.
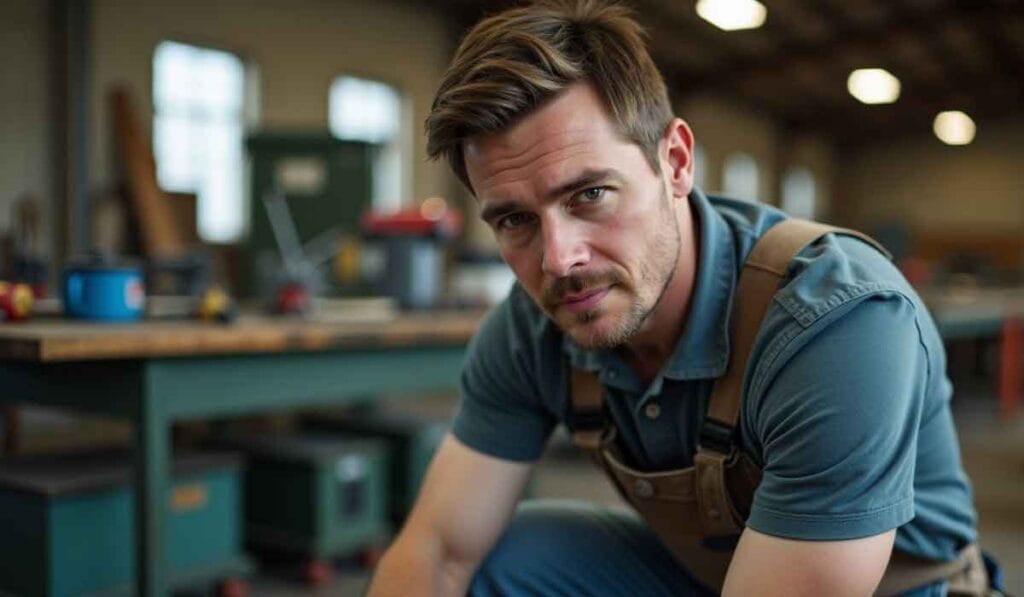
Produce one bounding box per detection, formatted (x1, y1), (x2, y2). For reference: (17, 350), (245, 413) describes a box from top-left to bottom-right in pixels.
(464, 83), (690, 350)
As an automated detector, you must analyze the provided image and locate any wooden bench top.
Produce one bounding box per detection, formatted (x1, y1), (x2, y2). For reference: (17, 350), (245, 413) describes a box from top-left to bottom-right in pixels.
(0, 311), (483, 362)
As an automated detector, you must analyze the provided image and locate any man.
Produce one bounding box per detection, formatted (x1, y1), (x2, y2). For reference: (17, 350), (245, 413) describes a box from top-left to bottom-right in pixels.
(368, 1), (991, 595)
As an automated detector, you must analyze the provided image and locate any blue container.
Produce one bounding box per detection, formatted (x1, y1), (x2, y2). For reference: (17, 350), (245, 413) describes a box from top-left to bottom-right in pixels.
(0, 451), (249, 597)
(62, 260), (146, 321)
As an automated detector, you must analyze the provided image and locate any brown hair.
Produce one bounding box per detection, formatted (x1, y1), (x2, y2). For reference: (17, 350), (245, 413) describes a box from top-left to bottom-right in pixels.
(426, 0), (673, 192)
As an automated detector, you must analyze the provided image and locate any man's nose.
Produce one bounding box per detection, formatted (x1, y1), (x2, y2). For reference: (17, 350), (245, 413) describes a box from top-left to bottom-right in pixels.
(541, 217), (589, 278)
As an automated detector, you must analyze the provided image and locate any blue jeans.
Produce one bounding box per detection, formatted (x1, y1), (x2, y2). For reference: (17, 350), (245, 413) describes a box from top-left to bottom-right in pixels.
(469, 500), (1000, 596)
(900, 551), (1006, 597)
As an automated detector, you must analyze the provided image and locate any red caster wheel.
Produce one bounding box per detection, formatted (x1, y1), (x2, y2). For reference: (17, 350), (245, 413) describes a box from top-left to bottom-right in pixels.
(303, 558), (334, 586)
(218, 578), (249, 597)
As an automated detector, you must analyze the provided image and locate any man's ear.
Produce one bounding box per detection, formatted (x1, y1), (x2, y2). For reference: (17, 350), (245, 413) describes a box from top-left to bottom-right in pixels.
(661, 118), (695, 200)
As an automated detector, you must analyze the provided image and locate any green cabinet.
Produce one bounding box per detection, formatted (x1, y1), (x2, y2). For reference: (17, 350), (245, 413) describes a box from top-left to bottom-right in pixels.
(244, 132), (376, 296)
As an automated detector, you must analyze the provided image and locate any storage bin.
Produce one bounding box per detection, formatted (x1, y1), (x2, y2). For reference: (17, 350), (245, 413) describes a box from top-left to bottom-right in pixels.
(0, 451), (249, 597)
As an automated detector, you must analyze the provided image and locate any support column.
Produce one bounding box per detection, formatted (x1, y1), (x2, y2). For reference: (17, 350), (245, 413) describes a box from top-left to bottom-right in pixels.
(52, 0), (91, 263)
(136, 363), (170, 596)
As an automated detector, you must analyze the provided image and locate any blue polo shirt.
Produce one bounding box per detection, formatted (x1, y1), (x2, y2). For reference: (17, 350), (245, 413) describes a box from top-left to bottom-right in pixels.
(453, 189), (977, 561)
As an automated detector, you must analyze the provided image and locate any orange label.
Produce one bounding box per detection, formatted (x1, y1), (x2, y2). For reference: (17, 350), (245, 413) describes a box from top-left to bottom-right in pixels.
(170, 483), (208, 512)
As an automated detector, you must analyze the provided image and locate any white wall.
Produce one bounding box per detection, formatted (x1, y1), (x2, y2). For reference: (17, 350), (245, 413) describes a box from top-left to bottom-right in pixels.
(837, 116), (1024, 234)
(680, 94), (778, 203)
(677, 93), (836, 218)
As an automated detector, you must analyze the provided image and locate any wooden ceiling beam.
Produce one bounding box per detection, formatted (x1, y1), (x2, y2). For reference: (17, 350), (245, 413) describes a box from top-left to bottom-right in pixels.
(961, 0), (1024, 107)
(689, 0), (1024, 138)
(679, 2), (1024, 96)
(798, 84), (1022, 146)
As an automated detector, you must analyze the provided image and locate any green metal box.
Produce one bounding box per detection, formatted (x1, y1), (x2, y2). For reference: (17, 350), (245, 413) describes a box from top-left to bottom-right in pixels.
(0, 451), (248, 597)
(230, 433), (390, 559)
(305, 411), (447, 525)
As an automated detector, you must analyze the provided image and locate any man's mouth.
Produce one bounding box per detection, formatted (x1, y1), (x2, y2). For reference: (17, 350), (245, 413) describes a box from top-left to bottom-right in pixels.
(560, 287), (611, 313)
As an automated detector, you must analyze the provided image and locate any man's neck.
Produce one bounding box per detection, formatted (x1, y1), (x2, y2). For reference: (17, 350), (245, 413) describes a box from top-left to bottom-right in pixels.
(621, 203), (700, 383)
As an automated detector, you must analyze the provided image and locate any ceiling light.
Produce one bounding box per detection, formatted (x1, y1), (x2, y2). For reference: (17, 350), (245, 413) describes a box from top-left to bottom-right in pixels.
(846, 68), (901, 105)
(933, 111), (976, 145)
(696, 0), (767, 31)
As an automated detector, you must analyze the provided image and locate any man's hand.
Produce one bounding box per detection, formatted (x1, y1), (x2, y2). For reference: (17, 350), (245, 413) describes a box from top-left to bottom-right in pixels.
(367, 434), (533, 596)
(722, 527), (896, 596)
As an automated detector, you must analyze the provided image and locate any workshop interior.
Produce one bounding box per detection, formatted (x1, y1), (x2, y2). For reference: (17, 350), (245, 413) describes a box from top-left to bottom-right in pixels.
(0, 0), (1022, 595)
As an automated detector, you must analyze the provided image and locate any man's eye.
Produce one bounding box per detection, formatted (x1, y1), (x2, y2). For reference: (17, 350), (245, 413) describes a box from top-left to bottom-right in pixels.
(497, 212), (533, 230)
(576, 187), (607, 203)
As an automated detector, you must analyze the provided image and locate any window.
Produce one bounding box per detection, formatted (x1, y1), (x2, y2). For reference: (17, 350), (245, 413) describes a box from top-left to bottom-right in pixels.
(781, 167), (817, 219)
(692, 142), (707, 190)
(329, 76), (409, 212)
(722, 152), (760, 201)
(153, 41), (248, 243)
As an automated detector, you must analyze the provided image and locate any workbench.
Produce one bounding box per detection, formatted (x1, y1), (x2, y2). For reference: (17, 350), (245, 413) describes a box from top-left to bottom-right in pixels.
(923, 286), (1024, 419)
(0, 312), (481, 596)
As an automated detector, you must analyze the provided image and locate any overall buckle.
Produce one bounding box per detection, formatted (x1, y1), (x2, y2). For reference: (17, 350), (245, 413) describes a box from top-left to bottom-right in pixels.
(698, 418), (736, 457)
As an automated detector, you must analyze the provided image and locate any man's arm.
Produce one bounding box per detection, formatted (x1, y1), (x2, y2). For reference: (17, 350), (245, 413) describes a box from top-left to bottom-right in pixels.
(723, 527), (895, 596)
(725, 290), (930, 594)
(367, 433), (533, 596)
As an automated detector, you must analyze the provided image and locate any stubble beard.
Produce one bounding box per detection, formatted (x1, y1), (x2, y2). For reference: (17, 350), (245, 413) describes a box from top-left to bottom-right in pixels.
(547, 188), (681, 351)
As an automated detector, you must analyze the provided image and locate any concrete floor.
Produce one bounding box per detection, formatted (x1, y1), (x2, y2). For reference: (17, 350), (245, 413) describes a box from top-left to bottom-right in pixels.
(247, 391), (1023, 596)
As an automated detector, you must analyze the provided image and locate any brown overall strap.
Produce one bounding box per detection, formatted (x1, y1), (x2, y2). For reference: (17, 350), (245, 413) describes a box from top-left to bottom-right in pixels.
(568, 367), (605, 451)
(702, 218), (889, 435)
(695, 219), (889, 536)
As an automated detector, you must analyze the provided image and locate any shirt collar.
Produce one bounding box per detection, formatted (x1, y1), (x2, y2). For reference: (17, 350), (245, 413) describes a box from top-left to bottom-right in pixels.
(565, 188), (736, 384)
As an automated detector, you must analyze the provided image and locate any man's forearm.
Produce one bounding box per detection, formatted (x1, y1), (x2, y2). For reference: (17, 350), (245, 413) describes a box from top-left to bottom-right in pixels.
(367, 533), (476, 597)
(367, 435), (529, 595)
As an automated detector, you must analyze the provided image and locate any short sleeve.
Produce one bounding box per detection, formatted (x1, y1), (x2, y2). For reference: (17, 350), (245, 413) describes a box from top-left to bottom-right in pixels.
(745, 294), (927, 540)
(452, 292), (557, 462)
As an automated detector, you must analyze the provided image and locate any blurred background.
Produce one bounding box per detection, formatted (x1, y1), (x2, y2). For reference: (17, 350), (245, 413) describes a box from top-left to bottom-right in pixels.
(0, 0), (1021, 595)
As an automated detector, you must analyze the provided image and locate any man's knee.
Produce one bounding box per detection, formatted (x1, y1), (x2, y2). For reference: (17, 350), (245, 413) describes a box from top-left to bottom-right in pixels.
(471, 500), (663, 595)
(470, 499), (707, 597)
(475, 500), (591, 581)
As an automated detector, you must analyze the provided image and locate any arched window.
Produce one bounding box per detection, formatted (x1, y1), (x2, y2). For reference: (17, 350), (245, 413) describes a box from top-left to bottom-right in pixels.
(329, 76), (409, 212)
(722, 152), (759, 201)
(153, 41), (250, 242)
(781, 167), (817, 219)
(692, 142), (707, 190)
